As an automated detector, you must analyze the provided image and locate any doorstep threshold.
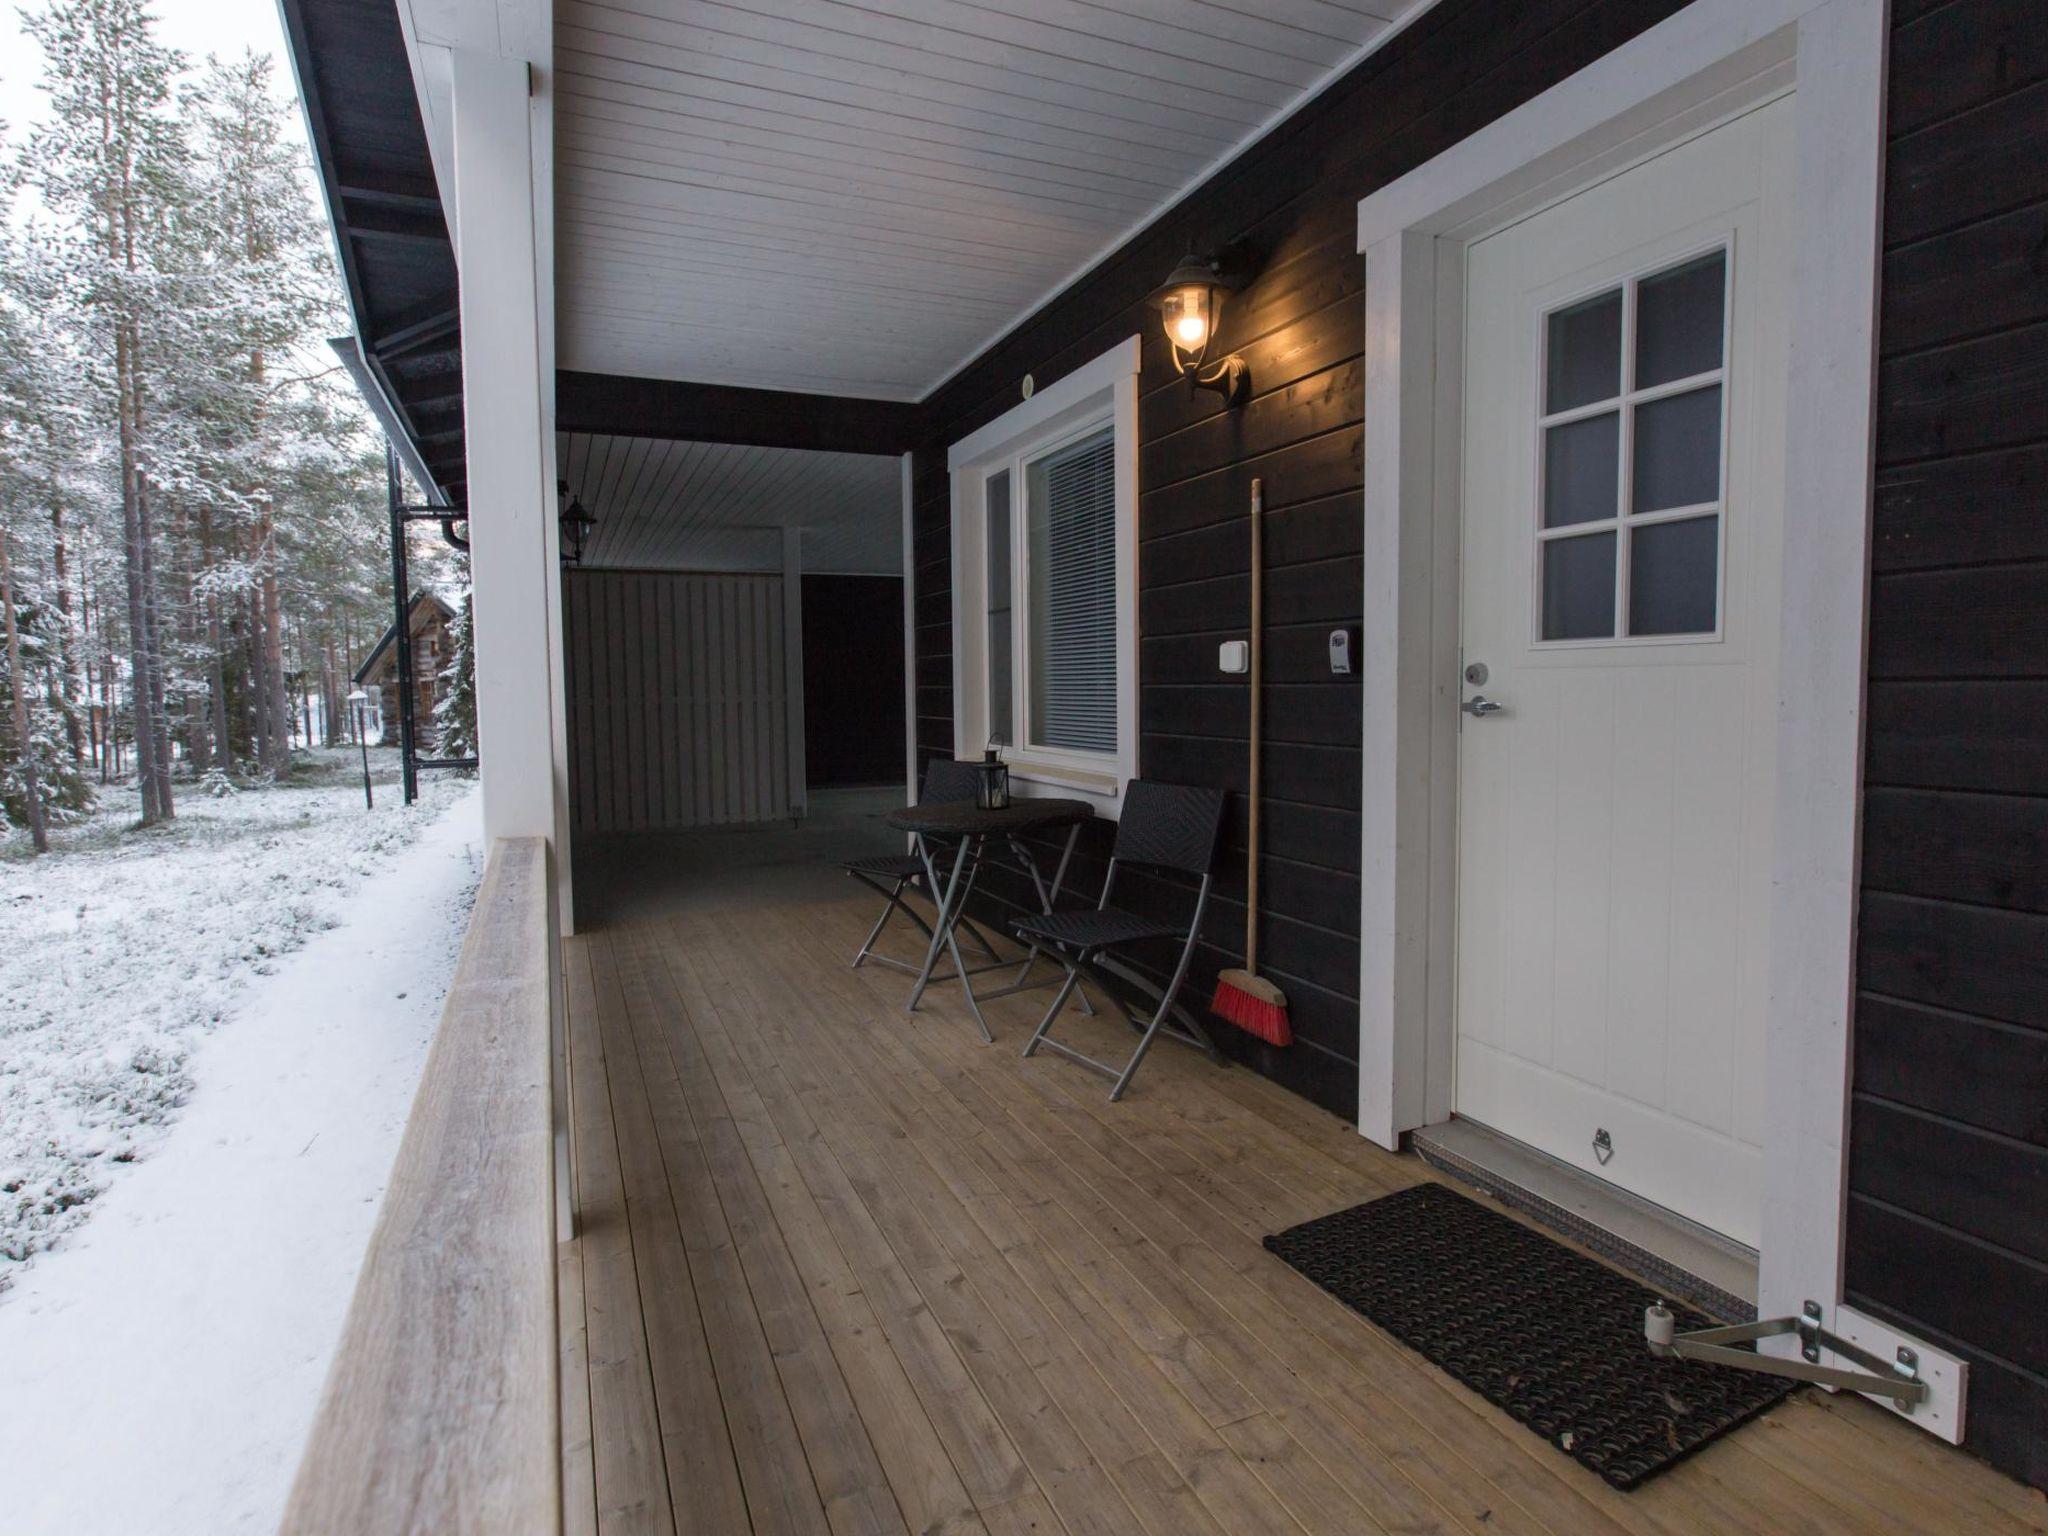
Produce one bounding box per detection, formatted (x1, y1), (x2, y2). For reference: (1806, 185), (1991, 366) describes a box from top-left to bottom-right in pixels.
(1412, 1117), (1759, 1321)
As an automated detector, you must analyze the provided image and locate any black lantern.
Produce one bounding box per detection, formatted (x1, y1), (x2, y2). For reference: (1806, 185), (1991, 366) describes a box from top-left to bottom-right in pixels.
(1151, 248), (1250, 404)
(558, 480), (597, 565)
(973, 739), (1011, 811)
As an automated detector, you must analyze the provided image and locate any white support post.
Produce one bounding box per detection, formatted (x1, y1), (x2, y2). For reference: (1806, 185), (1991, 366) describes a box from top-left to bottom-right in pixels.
(449, 43), (571, 1239)
(783, 526), (807, 820)
(450, 49), (557, 849)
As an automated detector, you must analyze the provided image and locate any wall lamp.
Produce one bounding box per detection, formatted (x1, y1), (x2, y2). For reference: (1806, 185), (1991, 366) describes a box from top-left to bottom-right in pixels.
(558, 480), (596, 565)
(1152, 249), (1250, 405)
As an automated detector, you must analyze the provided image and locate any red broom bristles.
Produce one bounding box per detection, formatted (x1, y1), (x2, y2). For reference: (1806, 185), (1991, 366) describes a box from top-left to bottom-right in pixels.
(1211, 970), (1293, 1046)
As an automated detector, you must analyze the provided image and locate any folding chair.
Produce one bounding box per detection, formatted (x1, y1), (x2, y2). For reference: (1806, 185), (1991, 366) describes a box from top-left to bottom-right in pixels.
(843, 759), (1001, 972)
(1013, 780), (1226, 1100)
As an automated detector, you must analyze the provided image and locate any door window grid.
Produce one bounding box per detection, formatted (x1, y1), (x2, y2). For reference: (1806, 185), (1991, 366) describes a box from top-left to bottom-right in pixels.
(1533, 245), (1731, 644)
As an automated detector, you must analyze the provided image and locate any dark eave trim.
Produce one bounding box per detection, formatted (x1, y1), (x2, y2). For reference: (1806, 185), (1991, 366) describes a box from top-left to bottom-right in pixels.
(278, 0), (464, 506)
(557, 369), (921, 456)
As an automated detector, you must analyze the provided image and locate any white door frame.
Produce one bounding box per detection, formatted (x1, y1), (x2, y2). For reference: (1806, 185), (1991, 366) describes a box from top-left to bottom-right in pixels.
(1356, 0), (1898, 1366)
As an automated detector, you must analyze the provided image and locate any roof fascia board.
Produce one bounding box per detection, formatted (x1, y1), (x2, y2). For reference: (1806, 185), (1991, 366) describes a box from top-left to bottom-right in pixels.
(331, 336), (451, 507)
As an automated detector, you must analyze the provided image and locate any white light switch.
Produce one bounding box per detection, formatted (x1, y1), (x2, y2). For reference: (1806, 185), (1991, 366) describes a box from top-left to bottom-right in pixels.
(1218, 640), (1249, 674)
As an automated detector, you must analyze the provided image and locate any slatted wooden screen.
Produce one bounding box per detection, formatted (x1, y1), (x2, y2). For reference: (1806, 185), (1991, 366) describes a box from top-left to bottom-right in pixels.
(564, 569), (791, 831)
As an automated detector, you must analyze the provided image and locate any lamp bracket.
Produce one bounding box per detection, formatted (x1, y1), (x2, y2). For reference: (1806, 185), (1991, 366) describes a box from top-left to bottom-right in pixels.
(1183, 352), (1249, 405)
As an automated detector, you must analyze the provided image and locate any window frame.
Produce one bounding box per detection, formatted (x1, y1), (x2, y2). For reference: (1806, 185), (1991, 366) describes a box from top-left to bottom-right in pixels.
(948, 335), (1139, 812)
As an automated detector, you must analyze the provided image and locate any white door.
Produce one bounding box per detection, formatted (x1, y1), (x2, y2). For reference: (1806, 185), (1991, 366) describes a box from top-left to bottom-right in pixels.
(1453, 99), (1794, 1248)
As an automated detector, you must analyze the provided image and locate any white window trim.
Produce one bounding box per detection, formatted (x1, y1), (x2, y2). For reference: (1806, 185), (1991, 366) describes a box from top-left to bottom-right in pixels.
(1353, 0), (1969, 1438)
(948, 336), (1140, 814)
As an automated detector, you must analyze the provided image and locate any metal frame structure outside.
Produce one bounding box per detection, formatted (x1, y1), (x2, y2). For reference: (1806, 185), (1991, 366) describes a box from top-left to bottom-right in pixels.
(384, 444), (478, 804)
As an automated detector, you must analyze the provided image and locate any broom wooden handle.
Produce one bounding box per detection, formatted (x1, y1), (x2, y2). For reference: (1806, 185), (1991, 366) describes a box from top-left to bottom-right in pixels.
(1246, 478), (1263, 975)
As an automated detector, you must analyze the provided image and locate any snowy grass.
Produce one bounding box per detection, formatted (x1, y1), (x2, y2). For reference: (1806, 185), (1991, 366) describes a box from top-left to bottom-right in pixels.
(0, 749), (466, 1280)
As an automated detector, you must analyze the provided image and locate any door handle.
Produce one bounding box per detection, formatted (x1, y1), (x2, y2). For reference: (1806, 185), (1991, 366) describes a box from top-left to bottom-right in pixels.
(1461, 694), (1504, 718)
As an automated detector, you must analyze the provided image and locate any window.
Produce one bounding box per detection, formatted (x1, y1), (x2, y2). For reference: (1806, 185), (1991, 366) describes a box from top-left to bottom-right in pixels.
(1537, 247), (1729, 642)
(1026, 426), (1117, 752)
(948, 337), (1138, 806)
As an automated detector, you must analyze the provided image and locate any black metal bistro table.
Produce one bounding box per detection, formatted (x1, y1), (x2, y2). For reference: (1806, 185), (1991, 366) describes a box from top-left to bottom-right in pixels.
(883, 796), (1095, 1042)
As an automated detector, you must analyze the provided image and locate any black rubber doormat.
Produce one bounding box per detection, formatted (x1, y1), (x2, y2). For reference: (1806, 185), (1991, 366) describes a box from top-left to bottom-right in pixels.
(1264, 1182), (1795, 1489)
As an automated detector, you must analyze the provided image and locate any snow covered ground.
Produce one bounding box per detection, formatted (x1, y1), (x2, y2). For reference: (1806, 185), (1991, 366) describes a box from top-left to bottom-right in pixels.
(0, 763), (482, 1536)
(1, 749), (465, 1272)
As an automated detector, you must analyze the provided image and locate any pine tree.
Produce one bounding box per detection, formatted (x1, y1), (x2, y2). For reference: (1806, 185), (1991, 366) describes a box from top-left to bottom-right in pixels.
(433, 589), (477, 763)
(1, 14), (405, 833)
(182, 50), (334, 778)
(0, 525), (49, 848)
(24, 0), (193, 823)
(0, 121), (96, 839)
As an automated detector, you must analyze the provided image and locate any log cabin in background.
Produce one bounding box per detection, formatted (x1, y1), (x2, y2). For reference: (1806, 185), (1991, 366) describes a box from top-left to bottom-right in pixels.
(351, 590), (455, 742)
(277, 0), (2048, 1529)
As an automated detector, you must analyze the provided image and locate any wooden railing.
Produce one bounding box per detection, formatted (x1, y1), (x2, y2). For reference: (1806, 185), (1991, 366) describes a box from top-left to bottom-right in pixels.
(279, 837), (560, 1536)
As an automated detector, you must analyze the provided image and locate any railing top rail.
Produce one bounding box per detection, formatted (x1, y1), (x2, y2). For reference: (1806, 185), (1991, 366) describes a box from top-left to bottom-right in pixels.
(280, 836), (559, 1536)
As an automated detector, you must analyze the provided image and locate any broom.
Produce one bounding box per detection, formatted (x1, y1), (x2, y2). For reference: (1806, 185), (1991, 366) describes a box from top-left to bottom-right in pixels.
(1210, 477), (1293, 1046)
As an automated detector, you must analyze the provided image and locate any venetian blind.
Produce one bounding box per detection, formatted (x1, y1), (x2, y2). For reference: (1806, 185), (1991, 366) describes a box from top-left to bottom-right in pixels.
(1026, 426), (1117, 753)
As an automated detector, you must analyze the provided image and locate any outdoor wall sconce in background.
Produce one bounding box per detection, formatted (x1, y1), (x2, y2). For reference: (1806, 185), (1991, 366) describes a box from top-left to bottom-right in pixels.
(557, 480), (596, 565)
(1152, 249), (1251, 405)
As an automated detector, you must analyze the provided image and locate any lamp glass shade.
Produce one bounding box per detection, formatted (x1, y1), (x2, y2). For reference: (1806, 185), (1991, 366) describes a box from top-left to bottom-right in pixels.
(1162, 284), (1212, 352)
(560, 499), (596, 561)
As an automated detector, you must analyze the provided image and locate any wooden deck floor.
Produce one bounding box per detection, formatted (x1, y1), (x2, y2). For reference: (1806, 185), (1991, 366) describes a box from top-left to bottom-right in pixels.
(558, 876), (2046, 1536)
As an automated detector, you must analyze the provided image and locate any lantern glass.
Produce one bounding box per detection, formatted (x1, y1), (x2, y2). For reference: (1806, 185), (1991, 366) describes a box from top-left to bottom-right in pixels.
(1162, 284), (1212, 353)
(975, 746), (1010, 810)
(560, 499), (596, 563)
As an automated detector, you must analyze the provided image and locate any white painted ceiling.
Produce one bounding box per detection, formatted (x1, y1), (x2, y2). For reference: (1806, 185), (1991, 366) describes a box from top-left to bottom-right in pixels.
(559, 433), (903, 573)
(552, 0), (1424, 399)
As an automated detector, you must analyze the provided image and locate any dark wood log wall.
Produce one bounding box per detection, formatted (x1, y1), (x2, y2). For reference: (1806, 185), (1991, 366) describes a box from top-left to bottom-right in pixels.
(910, 0), (1695, 1120)
(904, 0), (2046, 1489)
(1850, 0), (2048, 1488)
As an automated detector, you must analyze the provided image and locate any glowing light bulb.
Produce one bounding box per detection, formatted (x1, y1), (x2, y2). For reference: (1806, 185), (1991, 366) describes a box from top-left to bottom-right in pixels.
(1174, 311), (1207, 347)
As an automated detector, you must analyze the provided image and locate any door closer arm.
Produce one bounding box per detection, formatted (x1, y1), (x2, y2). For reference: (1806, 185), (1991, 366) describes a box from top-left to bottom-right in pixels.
(1645, 1300), (1930, 1411)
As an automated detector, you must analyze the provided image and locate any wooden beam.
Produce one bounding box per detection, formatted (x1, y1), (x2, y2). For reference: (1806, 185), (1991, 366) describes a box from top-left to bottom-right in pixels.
(557, 368), (920, 455)
(375, 307), (461, 360)
(279, 838), (558, 1536)
(338, 182), (444, 213)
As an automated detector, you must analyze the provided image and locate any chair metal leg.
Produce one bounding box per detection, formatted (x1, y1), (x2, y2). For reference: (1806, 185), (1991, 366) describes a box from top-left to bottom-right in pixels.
(1093, 955), (1221, 1064)
(957, 916), (1005, 962)
(1108, 961), (1197, 1102)
(1021, 958), (1087, 1059)
(848, 868), (943, 971)
(1023, 943), (1219, 1100)
(850, 877), (905, 967)
(997, 826), (1097, 1017)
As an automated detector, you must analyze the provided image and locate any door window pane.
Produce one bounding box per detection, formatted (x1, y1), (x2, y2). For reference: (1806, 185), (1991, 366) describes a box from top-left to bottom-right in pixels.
(1632, 384), (1721, 512)
(1636, 251), (1725, 388)
(985, 470), (1012, 740)
(1543, 411), (1619, 528)
(1542, 531), (1617, 640)
(1546, 289), (1622, 412)
(1630, 515), (1719, 635)
(1025, 428), (1117, 752)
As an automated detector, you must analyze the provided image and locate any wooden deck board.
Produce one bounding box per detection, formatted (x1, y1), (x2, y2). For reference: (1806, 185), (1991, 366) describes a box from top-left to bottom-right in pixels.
(558, 880), (2048, 1536)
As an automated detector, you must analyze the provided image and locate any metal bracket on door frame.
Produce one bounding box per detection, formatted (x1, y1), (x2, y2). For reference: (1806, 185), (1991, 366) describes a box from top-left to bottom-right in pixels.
(1645, 1299), (1929, 1410)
